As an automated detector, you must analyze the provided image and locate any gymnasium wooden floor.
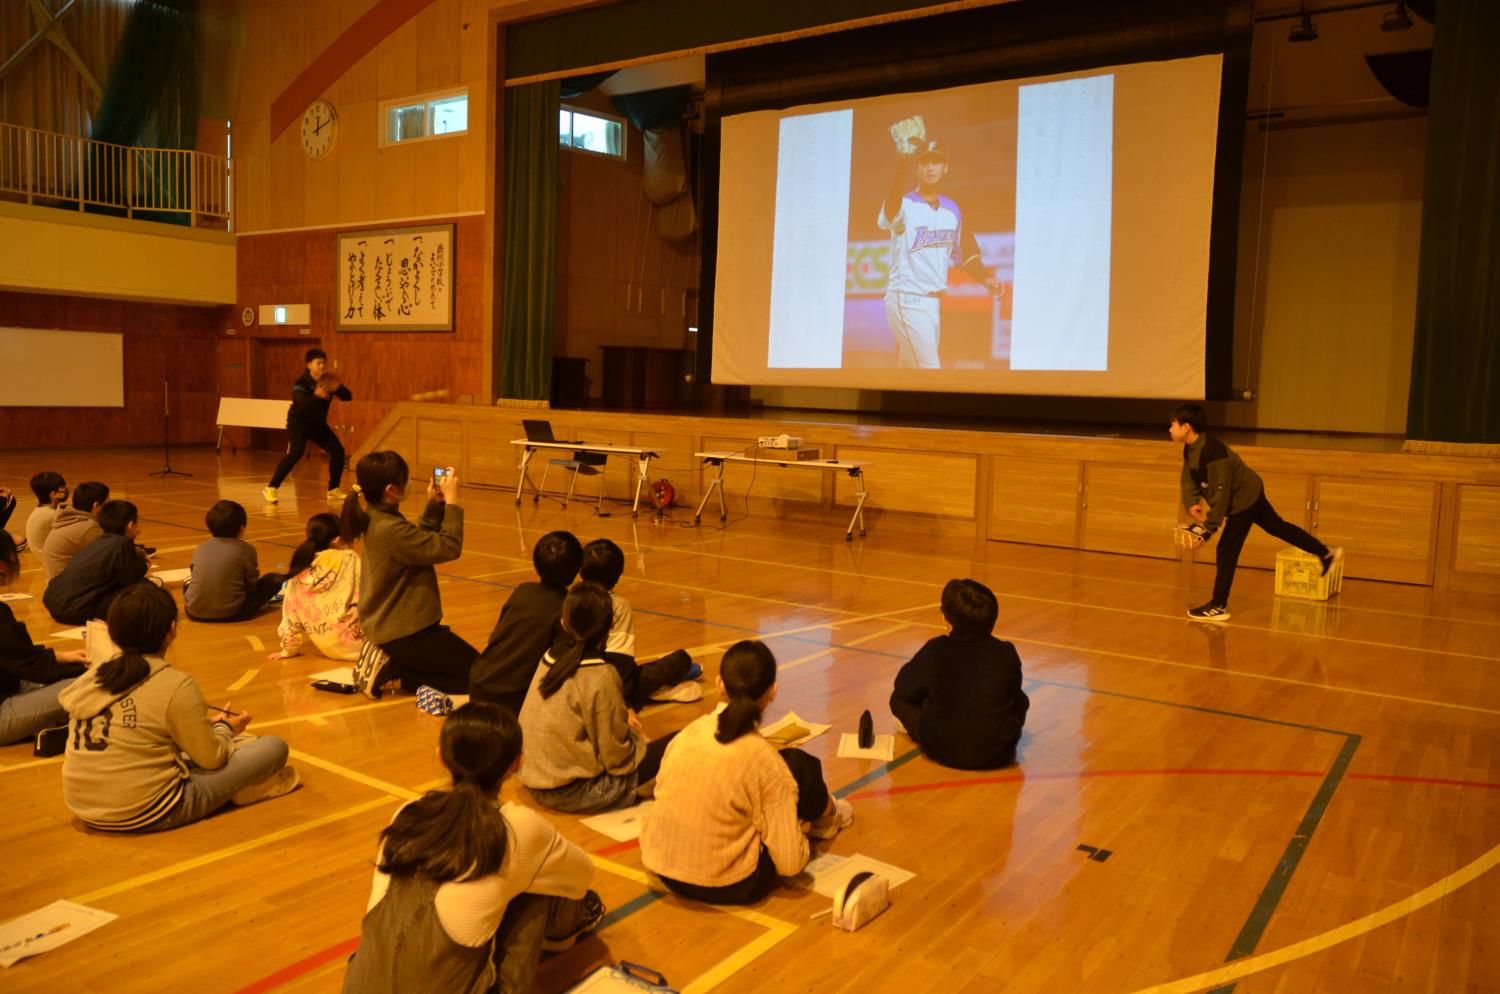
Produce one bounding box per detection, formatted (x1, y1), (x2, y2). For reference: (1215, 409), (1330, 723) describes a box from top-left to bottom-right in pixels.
(2, 445), (1496, 994)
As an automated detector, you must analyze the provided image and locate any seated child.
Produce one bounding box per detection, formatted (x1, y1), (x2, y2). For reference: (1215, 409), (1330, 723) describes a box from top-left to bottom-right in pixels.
(342, 703), (604, 993)
(469, 531), (582, 714)
(275, 513), (371, 662)
(184, 500), (283, 623)
(24, 472), (68, 560)
(61, 582), (298, 831)
(518, 581), (675, 814)
(579, 538), (697, 709)
(0, 483), (14, 545)
(889, 578), (1030, 770)
(641, 639), (854, 905)
(0, 532), (88, 744)
(43, 499), (149, 625)
(40, 481), (109, 581)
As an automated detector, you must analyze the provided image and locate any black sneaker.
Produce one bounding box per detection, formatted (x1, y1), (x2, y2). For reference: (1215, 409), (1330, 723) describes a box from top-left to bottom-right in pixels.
(353, 644), (396, 700)
(1320, 547), (1344, 577)
(1187, 601), (1231, 622)
(542, 890), (605, 952)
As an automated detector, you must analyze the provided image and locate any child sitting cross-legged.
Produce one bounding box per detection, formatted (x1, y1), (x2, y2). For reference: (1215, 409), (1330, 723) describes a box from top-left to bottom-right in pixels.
(641, 639), (853, 905)
(889, 578), (1030, 770)
(43, 499), (149, 625)
(579, 538), (698, 710)
(342, 703), (604, 993)
(184, 500), (284, 623)
(273, 512), (373, 662)
(23, 472), (69, 560)
(0, 532), (87, 745)
(518, 581), (676, 814)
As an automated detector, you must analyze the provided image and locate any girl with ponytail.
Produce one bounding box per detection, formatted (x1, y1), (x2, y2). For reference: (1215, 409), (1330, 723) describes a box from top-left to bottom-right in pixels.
(518, 581), (678, 814)
(274, 513), (374, 662)
(640, 639), (854, 905)
(343, 703), (603, 994)
(341, 451), (478, 699)
(60, 582), (298, 832)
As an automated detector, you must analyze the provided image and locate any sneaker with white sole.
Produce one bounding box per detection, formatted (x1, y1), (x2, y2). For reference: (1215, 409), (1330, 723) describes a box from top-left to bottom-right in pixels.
(808, 798), (855, 840)
(327, 487), (348, 501)
(232, 766), (300, 806)
(353, 643), (397, 699)
(650, 680), (704, 703)
(1320, 546), (1344, 576)
(262, 486), (279, 504)
(1187, 601), (1231, 622)
(542, 890), (605, 952)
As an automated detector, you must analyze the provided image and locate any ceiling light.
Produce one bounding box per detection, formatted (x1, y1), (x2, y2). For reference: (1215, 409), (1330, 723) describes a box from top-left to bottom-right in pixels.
(1288, 10), (1318, 42)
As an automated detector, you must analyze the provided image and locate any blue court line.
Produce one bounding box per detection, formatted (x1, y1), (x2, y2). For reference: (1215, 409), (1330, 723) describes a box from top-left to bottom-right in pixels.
(597, 889), (665, 931)
(835, 748), (922, 799)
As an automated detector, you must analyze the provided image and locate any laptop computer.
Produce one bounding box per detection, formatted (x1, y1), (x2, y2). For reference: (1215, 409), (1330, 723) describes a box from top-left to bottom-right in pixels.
(522, 419), (583, 445)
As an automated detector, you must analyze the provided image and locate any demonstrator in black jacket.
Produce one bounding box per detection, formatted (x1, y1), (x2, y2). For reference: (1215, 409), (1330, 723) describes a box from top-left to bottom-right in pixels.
(264, 347), (353, 504)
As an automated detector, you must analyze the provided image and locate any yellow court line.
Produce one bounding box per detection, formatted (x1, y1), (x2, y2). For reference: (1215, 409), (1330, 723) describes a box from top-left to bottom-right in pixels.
(72, 796), (397, 905)
(253, 697), (409, 730)
(246, 635), (266, 651)
(1018, 636), (1500, 717)
(0, 755), (62, 773)
(228, 668), (259, 691)
(289, 749), (423, 801)
(1128, 841), (1500, 994)
(776, 622), (914, 674)
(588, 855), (798, 994)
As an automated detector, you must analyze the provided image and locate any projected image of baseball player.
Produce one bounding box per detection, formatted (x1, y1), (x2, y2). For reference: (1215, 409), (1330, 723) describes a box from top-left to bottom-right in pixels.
(880, 118), (1006, 369)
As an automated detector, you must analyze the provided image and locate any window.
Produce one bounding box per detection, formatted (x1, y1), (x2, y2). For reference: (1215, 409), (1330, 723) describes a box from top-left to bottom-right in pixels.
(380, 89), (469, 146)
(560, 106), (625, 159)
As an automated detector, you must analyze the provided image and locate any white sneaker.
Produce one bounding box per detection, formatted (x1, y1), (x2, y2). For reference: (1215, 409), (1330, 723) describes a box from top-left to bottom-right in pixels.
(649, 680), (704, 703)
(808, 798), (854, 840)
(232, 766), (300, 806)
(262, 486), (279, 504)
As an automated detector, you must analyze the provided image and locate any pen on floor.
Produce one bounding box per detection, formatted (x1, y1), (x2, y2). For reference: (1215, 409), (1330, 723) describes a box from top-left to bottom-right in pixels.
(211, 704), (242, 718)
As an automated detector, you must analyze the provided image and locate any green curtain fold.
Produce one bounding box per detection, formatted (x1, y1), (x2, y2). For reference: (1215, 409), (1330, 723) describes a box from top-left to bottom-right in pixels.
(1406, 0), (1500, 443)
(497, 80), (561, 401)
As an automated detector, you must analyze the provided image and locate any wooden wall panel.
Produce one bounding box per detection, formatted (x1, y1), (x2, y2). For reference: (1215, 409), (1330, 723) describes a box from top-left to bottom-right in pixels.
(1452, 485), (1500, 577)
(0, 290), (228, 448)
(465, 417), (527, 489)
(835, 447), (976, 518)
(988, 457), (1080, 546)
(374, 416), (416, 473)
(1193, 472), (1313, 570)
(1314, 477), (1438, 584)
(416, 418), (463, 475)
(1082, 463), (1179, 560)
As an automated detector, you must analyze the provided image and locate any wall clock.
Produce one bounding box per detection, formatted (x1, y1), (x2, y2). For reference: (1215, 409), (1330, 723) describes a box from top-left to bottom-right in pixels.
(300, 99), (338, 159)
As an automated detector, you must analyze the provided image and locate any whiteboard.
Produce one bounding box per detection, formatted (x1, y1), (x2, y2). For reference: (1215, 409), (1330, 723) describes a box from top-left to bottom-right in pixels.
(216, 397), (289, 429)
(0, 328), (124, 407)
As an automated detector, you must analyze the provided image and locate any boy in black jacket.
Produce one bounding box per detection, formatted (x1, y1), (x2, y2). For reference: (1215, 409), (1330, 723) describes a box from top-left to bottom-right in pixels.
(43, 500), (150, 625)
(0, 532), (87, 744)
(264, 348), (353, 504)
(890, 578), (1029, 770)
(468, 531), (583, 714)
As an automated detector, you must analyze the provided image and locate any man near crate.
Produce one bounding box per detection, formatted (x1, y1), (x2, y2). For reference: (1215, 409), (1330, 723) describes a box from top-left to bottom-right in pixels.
(1172, 404), (1342, 622)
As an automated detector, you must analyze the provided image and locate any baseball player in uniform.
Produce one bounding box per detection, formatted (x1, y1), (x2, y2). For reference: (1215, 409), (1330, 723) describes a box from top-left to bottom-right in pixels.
(880, 120), (1005, 369)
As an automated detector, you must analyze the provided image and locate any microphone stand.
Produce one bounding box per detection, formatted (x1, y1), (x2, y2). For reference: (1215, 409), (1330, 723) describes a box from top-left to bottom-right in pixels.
(148, 378), (193, 479)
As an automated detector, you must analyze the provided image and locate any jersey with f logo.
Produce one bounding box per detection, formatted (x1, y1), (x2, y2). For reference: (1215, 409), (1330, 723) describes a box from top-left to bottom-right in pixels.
(878, 191), (963, 295)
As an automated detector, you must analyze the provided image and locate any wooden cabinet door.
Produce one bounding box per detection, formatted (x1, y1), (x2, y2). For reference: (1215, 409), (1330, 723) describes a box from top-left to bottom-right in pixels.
(1313, 477), (1439, 584)
(988, 457), (1081, 547)
(1081, 463), (1180, 560)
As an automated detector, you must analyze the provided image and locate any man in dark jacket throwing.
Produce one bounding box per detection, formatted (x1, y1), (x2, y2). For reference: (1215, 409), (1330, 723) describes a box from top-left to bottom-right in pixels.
(264, 348), (353, 504)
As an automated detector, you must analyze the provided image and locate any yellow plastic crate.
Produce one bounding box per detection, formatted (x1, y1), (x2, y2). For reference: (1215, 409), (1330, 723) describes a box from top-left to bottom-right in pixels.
(1274, 548), (1343, 601)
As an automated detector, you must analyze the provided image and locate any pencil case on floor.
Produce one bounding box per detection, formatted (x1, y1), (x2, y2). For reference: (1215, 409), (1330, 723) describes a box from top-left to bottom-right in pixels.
(415, 686), (453, 716)
(832, 871), (890, 932)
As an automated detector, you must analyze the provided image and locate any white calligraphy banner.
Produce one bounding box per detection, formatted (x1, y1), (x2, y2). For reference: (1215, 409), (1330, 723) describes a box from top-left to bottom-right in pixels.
(336, 223), (454, 331)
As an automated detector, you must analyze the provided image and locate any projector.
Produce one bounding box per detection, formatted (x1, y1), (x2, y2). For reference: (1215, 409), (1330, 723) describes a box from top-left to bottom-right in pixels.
(758, 434), (803, 450)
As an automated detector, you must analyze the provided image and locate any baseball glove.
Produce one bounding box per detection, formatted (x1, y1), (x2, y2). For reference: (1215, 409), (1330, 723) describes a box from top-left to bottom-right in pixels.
(889, 115), (927, 158)
(1174, 523), (1213, 550)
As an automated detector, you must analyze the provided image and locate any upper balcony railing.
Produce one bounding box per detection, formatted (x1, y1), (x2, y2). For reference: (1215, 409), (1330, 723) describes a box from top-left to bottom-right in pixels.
(0, 121), (231, 229)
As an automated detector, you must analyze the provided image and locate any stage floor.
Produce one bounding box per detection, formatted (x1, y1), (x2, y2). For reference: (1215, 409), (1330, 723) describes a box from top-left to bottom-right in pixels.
(2, 446), (1497, 994)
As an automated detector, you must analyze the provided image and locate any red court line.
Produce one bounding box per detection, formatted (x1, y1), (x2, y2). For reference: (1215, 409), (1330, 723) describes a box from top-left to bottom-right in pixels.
(594, 838), (642, 857)
(233, 936), (358, 994)
(1348, 772), (1500, 790)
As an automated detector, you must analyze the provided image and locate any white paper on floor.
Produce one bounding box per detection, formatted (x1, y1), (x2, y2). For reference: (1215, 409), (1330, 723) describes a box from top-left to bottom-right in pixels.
(836, 733), (895, 761)
(310, 667), (356, 684)
(0, 592), (31, 602)
(799, 853), (916, 898)
(151, 568), (192, 584)
(580, 801), (655, 842)
(761, 711), (831, 748)
(0, 899), (117, 968)
(47, 627), (86, 642)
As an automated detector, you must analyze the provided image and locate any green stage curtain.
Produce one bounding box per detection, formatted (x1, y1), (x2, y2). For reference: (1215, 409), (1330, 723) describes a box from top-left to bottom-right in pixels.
(1406, 0), (1500, 445)
(497, 80), (560, 401)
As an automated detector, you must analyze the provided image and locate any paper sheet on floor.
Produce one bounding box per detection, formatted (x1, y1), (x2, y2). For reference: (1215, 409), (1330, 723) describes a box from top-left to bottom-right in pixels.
(310, 667), (356, 685)
(0, 900), (117, 968)
(151, 568), (192, 584)
(47, 627), (86, 642)
(580, 801), (655, 842)
(799, 853), (916, 898)
(0, 592), (31, 602)
(761, 711), (830, 748)
(836, 733), (895, 761)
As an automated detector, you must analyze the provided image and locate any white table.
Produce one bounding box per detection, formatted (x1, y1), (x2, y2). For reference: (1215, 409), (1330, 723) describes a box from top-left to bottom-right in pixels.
(511, 440), (661, 516)
(694, 451), (870, 540)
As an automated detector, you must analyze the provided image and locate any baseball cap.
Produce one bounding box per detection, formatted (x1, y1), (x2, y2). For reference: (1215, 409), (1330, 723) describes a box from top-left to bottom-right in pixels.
(915, 138), (948, 161)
